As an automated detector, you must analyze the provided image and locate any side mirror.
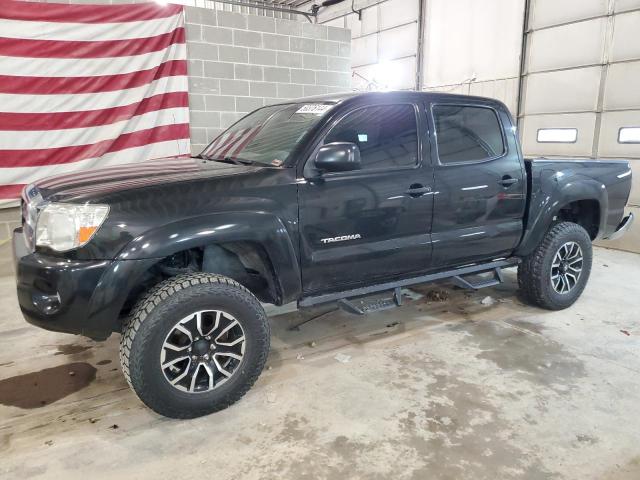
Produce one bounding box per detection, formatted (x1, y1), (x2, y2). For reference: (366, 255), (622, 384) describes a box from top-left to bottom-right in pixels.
(314, 142), (362, 174)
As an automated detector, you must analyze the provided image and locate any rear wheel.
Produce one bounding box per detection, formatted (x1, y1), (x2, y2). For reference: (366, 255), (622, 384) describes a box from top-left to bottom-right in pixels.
(120, 273), (270, 419)
(518, 222), (593, 310)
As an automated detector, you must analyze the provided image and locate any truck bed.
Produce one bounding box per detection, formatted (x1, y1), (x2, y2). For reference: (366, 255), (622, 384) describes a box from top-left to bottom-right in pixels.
(524, 157), (632, 241)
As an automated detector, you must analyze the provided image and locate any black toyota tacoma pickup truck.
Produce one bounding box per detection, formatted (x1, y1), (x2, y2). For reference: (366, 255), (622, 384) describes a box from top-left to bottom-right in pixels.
(13, 92), (633, 418)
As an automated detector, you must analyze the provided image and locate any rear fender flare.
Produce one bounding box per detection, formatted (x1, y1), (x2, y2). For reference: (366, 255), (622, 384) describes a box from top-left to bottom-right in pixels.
(517, 175), (607, 256)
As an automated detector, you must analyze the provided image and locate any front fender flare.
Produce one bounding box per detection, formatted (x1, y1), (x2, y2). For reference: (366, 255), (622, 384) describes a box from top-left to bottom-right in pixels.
(116, 212), (302, 305)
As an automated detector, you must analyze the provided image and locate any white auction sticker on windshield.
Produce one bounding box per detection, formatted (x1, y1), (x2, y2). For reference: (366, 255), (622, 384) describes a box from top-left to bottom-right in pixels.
(296, 104), (332, 115)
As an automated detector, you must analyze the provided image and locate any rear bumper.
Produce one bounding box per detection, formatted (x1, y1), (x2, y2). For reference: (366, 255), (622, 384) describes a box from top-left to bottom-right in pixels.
(13, 228), (158, 340)
(607, 213), (634, 241)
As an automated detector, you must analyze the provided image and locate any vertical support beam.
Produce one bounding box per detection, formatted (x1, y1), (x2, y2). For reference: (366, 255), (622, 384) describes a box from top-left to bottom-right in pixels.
(516, 0), (532, 133)
(592, 0), (616, 158)
(415, 0), (427, 91)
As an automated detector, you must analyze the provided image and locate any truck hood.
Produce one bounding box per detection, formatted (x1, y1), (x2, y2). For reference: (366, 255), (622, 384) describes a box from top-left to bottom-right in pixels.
(33, 156), (266, 202)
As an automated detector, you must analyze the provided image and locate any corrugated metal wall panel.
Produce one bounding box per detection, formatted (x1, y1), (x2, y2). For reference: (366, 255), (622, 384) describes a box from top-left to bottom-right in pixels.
(316, 0), (418, 89)
(526, 19), (606, 72)
(610, 10), (640, 61)
(598, 111), (640, 159)
(530, 0), (608, 29)
(614, 0), (640, 12)
(521, 0), (640, 250)
(524, 67), (602, 114)
(521, 113), (597, 157)
(603, 61), (640, 110)
(422, 0), (524, 87)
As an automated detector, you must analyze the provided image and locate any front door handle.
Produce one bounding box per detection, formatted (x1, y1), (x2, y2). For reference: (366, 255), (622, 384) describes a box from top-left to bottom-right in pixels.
(405, 184), (431, 197)
(499, 176), (519, 187)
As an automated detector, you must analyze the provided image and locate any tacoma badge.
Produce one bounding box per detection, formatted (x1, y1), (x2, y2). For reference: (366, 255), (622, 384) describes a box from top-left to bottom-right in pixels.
(320, 234), (362, 244)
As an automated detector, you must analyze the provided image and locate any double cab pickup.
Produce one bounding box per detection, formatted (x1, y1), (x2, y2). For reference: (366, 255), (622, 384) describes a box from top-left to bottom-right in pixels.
(14, 92), (633, 418)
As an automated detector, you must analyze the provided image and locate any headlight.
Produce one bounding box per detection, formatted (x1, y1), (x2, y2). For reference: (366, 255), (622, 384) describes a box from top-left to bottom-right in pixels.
(36, 203), (109, 252)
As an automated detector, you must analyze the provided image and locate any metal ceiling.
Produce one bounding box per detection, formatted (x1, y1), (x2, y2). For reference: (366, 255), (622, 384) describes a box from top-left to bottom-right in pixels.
(209, 0), (318, 21)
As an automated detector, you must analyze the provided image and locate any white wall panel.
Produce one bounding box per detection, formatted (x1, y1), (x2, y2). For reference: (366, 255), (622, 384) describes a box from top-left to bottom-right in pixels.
(353, 56), (415, 90)
(352, 34), (378, 67)
(527, 18), (606, 72)
(468, 78), (519, 113)
(604, 61), (640, 110)
(524, 67), (602, 114)
(343, 12), (361, 37)
(614, 0), (640, 12)
(521, 113), (597, 157)
(337, 0), (419, 86)
(384, 56), (416, 89)
(530, 0), (607, 29)
(598, 110), (640, 159)
(610, 10), (640, 62)
(379, 22), (417, 61)
(360, 6), (379, 35)
(627, 161), (640, 205)
(422, 0), (524, 86)
(379, 0), (419, 30)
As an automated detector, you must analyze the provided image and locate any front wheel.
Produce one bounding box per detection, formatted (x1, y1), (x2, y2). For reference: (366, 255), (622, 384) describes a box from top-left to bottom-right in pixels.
(119, 273), (270, 419)
(518, 222), (593, 310)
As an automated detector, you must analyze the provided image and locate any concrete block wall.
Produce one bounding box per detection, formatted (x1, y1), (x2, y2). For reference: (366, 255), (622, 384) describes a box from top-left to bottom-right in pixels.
(184, 6), (352, 153)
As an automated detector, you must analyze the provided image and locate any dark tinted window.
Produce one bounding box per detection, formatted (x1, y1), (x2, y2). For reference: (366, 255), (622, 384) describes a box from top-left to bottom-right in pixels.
(325, 104), (418, 170)
(433, 105), (505, 164)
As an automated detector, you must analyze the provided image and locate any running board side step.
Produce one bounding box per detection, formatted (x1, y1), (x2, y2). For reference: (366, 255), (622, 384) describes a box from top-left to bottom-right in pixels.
(298, 258), (520, 311)
(451, 266), (504, 290)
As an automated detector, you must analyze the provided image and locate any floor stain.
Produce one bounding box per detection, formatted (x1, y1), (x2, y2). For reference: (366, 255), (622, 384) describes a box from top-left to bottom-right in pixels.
(54, 344), (92, 356)
(0, 362), (96, 409)
(96, 360), (112, 366)
(451, 319), (586, 389)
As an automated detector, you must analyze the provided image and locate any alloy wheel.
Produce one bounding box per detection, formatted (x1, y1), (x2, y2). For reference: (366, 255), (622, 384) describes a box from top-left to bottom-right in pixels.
(550, 241), (583, 294)
(160, 310), (246, 393)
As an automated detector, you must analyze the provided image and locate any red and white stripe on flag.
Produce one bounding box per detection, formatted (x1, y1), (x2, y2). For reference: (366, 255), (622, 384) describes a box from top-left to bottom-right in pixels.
(203, 126), (264, 160)
(0, 0), (191, 204)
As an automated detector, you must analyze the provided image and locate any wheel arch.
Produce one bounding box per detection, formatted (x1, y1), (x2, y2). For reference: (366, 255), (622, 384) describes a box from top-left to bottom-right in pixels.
(88, 213), (302, 334)
(517, 177), (606, 257)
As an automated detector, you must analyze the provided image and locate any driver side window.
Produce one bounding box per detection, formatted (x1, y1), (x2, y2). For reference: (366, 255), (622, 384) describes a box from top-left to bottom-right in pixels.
(324, 104), (419, 171)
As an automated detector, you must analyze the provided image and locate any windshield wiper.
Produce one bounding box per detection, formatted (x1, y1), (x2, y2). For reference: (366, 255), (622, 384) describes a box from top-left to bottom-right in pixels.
(196, 153), (257, 166)
(211, 156), (255, 166)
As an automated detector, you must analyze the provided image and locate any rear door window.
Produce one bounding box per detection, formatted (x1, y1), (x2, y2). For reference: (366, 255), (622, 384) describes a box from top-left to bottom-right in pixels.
(432, 105), (505, 164)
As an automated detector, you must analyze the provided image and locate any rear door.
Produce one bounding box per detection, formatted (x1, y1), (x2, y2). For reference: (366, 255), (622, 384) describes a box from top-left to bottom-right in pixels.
(298, 102), (434, 295)
(428, 101), (526, 267)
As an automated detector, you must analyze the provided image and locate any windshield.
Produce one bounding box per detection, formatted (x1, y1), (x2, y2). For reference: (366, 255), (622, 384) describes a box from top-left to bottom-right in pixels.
(200, 103), (335, 166)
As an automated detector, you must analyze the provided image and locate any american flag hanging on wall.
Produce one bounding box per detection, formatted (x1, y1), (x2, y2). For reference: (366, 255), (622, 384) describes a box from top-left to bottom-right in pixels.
(0, 0), (191, 204)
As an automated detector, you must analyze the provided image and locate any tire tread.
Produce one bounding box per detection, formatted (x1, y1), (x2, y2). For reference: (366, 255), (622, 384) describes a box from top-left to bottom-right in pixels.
(119, 273), (269, 419)
(518, 221), (592, 310)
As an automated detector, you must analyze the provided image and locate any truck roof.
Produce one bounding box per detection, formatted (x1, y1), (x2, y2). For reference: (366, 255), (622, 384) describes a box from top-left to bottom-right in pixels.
(288, 90), (506, 107)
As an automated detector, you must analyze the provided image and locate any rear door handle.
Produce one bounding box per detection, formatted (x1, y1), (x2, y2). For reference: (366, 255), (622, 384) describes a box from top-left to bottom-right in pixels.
(499, 176), (519, 187)
(405, 184), (432, 197)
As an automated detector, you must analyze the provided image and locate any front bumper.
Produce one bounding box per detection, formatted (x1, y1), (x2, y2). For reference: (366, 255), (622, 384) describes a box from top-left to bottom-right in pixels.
(13, 228), (157, 340)
(608, 213), (634, 241)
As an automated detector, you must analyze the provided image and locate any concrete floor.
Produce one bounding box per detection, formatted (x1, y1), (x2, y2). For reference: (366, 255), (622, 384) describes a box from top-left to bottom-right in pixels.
(1, 247), (639, 480)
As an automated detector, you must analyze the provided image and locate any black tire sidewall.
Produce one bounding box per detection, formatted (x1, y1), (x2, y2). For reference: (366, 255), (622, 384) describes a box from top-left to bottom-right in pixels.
(537, 224), (593, 309)
(129, 280), (269, 418)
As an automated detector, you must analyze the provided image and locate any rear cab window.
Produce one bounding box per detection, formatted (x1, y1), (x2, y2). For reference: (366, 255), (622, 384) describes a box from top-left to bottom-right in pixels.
(432, 104), (505, 164)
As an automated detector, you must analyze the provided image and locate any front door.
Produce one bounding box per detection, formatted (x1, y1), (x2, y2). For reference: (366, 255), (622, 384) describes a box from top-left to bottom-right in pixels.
(298, 102), (434, 295)
(428, 101), (526, 268)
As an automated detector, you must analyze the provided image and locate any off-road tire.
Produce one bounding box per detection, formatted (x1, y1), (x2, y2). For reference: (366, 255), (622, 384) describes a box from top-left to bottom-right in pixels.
(518, 222), (592, 310)
(119, 273), (270, 419)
